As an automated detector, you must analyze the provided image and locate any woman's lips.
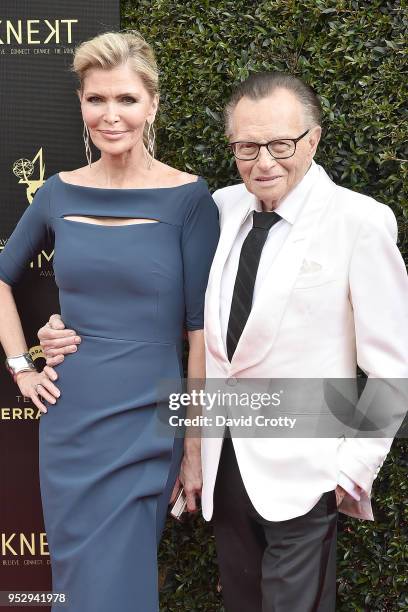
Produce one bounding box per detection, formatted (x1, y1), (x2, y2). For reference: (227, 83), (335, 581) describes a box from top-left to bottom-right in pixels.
(98, 130), (128, 140)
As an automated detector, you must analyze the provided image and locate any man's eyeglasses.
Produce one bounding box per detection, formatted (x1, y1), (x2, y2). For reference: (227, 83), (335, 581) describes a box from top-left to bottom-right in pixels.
(229, 129), (310, 161)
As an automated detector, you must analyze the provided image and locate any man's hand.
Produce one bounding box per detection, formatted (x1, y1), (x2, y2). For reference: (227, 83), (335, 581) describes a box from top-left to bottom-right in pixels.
(335, 485), (347, 507)
(38, 314), (81, 366)
(179, 438), (202, 512)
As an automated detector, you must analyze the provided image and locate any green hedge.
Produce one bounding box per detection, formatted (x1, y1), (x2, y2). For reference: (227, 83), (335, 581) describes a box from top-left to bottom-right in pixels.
(122, 2), (407, 610)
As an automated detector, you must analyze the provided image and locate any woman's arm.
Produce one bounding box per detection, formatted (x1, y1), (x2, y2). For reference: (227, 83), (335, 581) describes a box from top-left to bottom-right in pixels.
(0, 279), (60, 412)
(176, 184), (219, 512)
(178, 329), (206, 512)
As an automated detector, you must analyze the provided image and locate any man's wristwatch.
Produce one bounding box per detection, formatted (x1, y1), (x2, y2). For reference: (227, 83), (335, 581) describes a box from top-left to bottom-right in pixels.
(5, 353), (36, 382)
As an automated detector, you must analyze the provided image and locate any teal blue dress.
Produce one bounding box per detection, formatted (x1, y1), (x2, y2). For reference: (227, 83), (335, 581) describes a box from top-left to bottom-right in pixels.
(0, 174), (219, 611)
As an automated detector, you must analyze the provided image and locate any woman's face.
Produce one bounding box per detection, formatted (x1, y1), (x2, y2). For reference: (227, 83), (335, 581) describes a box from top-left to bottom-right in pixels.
(80, 62), (158, 156)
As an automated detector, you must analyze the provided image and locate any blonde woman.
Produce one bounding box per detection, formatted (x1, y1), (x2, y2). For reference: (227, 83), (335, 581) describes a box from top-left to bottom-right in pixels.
(0, 32), (219, 611)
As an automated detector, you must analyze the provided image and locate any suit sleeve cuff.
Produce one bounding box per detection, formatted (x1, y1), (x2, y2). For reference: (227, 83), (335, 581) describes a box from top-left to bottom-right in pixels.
(338, 471), (362, 501)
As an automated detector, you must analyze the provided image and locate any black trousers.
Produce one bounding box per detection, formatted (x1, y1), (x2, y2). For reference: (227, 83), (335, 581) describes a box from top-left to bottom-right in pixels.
(212, 438), (337, 612)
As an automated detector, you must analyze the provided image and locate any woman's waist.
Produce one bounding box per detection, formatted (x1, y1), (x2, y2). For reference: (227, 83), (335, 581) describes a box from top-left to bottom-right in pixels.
(53, 335), (183, 388)
(58, 294), (185, 343)
(59, 315), (183, 345)
(77, 331), (181, 344)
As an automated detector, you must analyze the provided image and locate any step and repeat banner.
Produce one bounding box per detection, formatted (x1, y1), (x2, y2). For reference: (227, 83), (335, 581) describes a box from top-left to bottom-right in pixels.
(0, 1), (119, 606)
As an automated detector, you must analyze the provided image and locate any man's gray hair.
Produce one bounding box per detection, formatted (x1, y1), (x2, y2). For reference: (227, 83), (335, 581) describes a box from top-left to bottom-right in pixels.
(224, 71), (322, 136)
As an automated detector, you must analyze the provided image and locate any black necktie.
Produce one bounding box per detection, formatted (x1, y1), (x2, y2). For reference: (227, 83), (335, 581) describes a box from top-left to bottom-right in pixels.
(226, 210), (282, 361)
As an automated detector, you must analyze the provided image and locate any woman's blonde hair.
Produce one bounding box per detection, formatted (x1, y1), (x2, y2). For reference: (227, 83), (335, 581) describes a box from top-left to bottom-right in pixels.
(72, 31), (159, 145)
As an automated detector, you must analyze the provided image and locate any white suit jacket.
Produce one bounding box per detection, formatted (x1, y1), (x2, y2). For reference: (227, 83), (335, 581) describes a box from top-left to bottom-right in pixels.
(202, 164), (408, 522)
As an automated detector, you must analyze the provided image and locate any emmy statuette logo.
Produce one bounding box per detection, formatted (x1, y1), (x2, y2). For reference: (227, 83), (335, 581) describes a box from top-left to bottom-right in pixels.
(12, 148), (45, 204)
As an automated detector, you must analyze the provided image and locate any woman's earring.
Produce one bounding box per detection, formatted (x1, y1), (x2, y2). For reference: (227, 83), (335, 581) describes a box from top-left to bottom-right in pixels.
(83, 121), (92, 169)
(146, 122), (156, 169)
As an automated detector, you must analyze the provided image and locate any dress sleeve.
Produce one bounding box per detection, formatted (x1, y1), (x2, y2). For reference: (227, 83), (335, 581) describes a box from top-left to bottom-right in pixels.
(0, 177), (53, 286)
(182, 182), (219, 331)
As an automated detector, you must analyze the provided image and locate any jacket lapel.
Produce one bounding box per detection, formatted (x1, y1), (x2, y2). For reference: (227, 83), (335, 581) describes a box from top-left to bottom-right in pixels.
(230, 168), (337, 375)
(205, 190), (255, 366)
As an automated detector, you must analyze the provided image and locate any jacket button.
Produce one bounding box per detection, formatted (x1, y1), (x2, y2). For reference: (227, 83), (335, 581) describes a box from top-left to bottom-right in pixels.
(226, 377), (238, 386)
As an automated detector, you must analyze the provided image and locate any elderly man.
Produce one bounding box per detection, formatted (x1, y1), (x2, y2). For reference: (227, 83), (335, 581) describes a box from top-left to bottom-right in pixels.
(38, 72), (408, 612)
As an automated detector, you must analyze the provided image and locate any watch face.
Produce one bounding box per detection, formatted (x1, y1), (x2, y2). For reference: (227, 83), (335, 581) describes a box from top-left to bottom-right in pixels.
(6, 354), (35, 373)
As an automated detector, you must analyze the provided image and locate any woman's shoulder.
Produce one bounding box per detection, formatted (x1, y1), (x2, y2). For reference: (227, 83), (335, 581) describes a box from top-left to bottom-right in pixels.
(151, 162), (212, 209)
(154, 162), (200, 188)
(30, 172), (59, 206)
(58, 166), (92, 187)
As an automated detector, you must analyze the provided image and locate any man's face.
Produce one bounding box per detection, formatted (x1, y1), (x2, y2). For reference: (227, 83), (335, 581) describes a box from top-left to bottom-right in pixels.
(229, 88), (321, 209)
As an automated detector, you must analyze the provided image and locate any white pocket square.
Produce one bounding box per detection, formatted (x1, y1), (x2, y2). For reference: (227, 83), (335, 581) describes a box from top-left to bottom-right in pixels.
(300, 260), (322, 274)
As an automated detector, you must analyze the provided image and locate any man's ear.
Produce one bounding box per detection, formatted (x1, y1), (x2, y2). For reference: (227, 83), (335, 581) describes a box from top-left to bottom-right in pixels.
(308, 125), (321, 159)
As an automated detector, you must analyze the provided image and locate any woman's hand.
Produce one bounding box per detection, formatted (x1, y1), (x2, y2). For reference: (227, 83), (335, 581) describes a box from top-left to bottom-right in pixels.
(38, 314), (81, 367)
(181, 329), (205, 512)
(179, 438), (202, 512)
(15, 366), (60, 413)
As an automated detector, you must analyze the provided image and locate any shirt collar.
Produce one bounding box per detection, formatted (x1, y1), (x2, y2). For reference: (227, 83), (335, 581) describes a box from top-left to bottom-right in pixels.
(252, 160), (319, 225)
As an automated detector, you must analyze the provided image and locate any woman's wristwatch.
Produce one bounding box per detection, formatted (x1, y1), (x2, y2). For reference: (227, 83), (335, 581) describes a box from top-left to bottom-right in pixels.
(5, 353), (36, 382)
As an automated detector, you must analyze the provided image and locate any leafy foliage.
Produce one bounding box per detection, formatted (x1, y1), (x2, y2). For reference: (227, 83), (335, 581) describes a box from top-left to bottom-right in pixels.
(121, 1), (408, 610)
